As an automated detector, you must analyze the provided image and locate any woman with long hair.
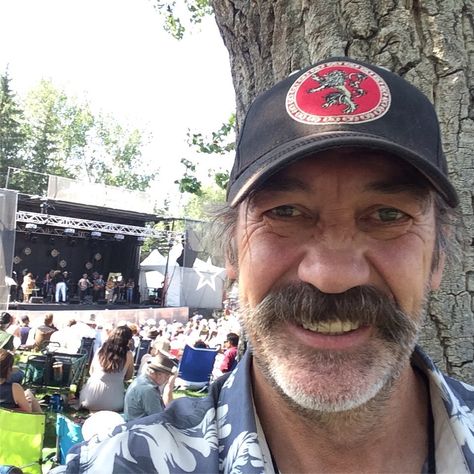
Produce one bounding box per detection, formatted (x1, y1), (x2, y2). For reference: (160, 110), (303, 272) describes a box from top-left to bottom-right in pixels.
(79, 325), (134, 412)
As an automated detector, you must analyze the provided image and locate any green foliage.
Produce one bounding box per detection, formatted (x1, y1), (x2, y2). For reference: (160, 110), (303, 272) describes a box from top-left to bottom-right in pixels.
(91, 121), (155, 191)
(187, 114), (235, 155)
(175, 114), (235, 197)
(0, 70), (28, 187)
(183, 184), (225, 220)
(24, 81), (73, 184)
(214, 171), (229, 190)
(3, 75), (156, 195)
(175, 157), (202, 195)
(151, 0), (213, 39)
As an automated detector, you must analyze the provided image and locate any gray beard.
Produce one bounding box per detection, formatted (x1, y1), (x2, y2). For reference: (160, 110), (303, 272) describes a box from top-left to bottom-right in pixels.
(240, 283), (424, 427)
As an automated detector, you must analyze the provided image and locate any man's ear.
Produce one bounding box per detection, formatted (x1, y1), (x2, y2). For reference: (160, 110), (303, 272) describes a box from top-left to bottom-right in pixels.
(225, 237), (238, 280)
(430, 251), (446, 290)
(225, 260), (238, 280)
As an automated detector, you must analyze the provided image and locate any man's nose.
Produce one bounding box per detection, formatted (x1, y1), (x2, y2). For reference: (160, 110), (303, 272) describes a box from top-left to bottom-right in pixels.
(297, 237), (371, 294)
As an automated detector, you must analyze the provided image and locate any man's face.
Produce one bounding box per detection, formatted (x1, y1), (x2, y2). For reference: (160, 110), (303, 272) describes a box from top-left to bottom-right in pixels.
(231, 150), (444, 413)
(150, 369), (170, 386)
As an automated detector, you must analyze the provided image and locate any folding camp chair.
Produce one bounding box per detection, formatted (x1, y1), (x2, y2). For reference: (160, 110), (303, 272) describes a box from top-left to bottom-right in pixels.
(134, 338), (152, 373)
(56, 413), (84, 465)
(0, 408), (48, 474)
(78, 337), (95, 368)
(176, 345), (218, 391)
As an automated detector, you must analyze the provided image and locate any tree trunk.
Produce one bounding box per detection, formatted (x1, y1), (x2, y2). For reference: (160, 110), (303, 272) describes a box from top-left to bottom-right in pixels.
(212, 0), (474, 383)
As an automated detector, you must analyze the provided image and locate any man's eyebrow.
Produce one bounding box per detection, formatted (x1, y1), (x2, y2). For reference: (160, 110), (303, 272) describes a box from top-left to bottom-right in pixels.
(255, 176), (430, 197)
(255, 176), (312, 194)
(364, 180), (430, 200)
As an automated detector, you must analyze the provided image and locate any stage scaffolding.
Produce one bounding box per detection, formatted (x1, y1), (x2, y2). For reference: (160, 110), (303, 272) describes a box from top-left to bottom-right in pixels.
(16, 211), (182, 241)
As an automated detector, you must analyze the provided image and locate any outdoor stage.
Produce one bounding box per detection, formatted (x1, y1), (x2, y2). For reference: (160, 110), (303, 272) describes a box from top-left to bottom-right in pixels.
(7, 301), (190, 328)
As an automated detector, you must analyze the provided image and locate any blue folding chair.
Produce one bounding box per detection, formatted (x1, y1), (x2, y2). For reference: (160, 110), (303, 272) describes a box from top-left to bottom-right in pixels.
(134, 338), (152, 373)
(56, 414), (84, 465)
(176, 345), (218, 391)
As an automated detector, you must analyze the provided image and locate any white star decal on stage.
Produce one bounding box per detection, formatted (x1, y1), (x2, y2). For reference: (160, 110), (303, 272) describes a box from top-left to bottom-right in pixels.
(193, 257), (224, 291)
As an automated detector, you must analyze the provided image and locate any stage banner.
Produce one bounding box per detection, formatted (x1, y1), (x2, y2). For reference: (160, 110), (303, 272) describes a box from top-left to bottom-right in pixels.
(0, 189), (18, 310)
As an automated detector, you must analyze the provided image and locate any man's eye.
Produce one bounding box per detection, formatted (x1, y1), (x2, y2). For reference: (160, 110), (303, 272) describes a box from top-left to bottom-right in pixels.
(267, 205), (303, 218)
(373, 208), (407, 222)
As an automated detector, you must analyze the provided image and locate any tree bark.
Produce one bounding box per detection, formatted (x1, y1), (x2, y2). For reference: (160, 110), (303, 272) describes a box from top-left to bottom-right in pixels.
(212, 0), (474, 383)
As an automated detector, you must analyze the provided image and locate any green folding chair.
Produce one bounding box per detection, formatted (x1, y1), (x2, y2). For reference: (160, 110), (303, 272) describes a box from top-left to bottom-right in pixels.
(0, 408), (47, 474)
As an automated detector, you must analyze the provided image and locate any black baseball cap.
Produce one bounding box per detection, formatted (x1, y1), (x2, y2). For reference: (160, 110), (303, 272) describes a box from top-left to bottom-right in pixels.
(227, 57), (459, 208)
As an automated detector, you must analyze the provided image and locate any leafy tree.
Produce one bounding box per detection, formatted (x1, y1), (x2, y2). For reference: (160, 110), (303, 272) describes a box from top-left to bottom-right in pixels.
(175, 158), (203, 195)
(58, 102), (96, 177)
(175, 114), (235, 196)
(88, 119), (155, 192)
(22, 80), (74, 194)
(151, 0), (212, 39)
(0, 69), (27, 188)
(183, 184), (225, 220)
(5, 78), (156, 195)
(149, 3), (234, 197)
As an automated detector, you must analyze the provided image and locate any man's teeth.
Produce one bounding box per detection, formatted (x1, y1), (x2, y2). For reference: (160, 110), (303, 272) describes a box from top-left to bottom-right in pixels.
(301, 320), (360, 334)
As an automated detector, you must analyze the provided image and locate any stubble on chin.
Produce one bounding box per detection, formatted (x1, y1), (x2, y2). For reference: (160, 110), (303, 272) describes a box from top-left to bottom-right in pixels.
(240, 283), (423, 428)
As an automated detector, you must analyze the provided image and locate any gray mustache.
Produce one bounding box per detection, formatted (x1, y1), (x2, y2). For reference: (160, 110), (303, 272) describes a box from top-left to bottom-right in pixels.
(247, 283), (418, 344)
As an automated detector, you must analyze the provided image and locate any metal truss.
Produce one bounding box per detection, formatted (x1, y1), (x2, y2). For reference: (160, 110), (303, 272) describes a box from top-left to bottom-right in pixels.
(16, 211), (183, 242)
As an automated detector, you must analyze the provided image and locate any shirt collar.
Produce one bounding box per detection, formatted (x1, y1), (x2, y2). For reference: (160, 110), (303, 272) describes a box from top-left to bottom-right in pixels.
(218, 347), (474, 473)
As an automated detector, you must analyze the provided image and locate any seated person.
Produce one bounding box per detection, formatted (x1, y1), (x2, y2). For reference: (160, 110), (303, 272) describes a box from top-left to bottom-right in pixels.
(0, 349), (42, 412)
(124, 351), (177, 422)
(138, 337), (172, 374)
(219, 332), (239, 373)
(0, 312), (15, 350)
(194, 339), (208, 349)
(79, 326), (134, 412)
(22, 313), (58, 351)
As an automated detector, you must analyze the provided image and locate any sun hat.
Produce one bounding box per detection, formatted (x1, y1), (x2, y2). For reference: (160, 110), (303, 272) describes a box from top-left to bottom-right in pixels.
(147, 350), (177, 375)
(83, 314), (97, 326)
(81, 411), (124, 442)
(227, 57), (459, 208)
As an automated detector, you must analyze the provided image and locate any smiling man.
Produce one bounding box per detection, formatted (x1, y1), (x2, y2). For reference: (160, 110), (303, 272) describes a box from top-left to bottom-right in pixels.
(57, 58), (473, 474)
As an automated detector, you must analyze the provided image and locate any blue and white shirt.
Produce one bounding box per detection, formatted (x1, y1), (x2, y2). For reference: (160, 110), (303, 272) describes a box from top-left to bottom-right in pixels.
(57, 347), (474, 473)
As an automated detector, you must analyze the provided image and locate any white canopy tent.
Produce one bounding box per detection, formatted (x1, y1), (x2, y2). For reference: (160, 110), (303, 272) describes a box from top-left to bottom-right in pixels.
(139, 245), (226, 309)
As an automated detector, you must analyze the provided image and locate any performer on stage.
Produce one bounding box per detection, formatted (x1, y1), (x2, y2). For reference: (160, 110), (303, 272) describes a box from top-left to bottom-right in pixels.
(92, 274), (105, 302)
(78, 274), (92, 303)
(21, 272), (35, 303)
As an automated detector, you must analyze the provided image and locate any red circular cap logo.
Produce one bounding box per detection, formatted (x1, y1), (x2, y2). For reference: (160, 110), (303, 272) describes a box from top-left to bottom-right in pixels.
(286, 61), (391, 125)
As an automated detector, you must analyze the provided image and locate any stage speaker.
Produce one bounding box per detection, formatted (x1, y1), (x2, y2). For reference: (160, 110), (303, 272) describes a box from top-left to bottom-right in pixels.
(69, 297), (80, 304)
(30, 297), (44, 304)
(97, 299), (107, 305)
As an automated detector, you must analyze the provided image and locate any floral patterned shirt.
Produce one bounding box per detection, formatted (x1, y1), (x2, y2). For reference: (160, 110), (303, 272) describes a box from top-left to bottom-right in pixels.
(55, 346), (474, 473)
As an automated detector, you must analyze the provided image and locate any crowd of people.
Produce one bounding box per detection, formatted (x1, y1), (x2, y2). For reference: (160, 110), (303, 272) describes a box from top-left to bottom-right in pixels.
(0, 309), (241, 422)
(10, 270), (137, 305)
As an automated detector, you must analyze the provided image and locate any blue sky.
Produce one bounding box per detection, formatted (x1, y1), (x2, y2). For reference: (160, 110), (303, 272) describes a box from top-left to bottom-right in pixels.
(0, 0), (236, 209)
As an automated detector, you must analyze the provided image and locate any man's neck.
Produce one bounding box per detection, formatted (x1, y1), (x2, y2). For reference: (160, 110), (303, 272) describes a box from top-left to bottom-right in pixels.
(251, 360), (429, 473)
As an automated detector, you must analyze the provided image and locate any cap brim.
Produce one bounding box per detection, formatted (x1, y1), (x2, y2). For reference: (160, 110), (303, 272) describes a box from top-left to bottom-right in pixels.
(228, 132), (459, 208)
